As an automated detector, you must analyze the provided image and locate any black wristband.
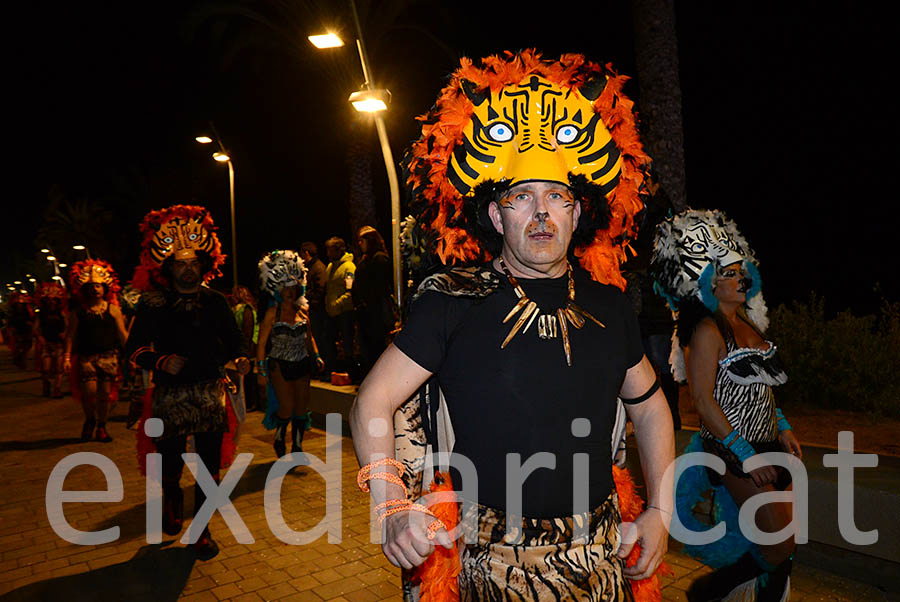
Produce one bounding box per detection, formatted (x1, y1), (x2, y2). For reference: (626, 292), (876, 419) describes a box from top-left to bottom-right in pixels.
(620, 379), (660, 404)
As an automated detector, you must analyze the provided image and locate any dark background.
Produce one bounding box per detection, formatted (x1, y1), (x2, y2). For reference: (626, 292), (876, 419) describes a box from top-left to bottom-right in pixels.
(5, 1), (896, 314)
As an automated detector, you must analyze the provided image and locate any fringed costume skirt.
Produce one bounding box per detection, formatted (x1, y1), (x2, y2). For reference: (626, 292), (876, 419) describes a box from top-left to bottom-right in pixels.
(458, 492), (634, 601)
(151, 378), (228, 440)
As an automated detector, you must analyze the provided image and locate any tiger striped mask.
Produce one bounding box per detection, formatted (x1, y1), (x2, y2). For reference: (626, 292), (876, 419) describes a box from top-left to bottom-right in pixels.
(149, 214), (216, 263)
(449, 74), (622, 196)
(403, 51), (651, 291)
(131, 205), (225, 291)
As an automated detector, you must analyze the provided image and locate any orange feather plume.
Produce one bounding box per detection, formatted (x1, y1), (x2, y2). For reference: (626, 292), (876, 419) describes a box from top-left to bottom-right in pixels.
(410, 471), (461, 602)
(405, 50), (652, 291)
(613, 465), (674, 602)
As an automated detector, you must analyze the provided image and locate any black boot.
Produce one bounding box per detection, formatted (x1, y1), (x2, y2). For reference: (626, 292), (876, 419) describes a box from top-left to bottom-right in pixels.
(81, 418), (96, 441)
(686, 552), (765, 602)
(757, 558), (792, 602)
(193, 527), (219, 561)
(273, 417), (289, 458)
(162, 482), (184, 536)
(42, 380), (51, 397)
(95, 422), (113, 443)
(291, 414), (309, 453)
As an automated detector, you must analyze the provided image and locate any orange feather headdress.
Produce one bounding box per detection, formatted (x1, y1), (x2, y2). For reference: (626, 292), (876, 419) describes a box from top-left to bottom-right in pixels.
(403, 50), (652, 290)
(131, 204), (224, 292)
(68, 259), (121, 305)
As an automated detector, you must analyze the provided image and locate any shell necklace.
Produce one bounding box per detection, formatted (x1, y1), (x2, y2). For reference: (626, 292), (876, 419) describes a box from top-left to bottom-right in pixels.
(498, 257), (605, 366)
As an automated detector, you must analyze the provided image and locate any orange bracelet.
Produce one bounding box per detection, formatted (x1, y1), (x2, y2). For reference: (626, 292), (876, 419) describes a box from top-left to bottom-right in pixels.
(376, 502), (448, 540)
(360, 472), (407, 495)
(357, 458), (406, 492)
(374, 499), (409, 513)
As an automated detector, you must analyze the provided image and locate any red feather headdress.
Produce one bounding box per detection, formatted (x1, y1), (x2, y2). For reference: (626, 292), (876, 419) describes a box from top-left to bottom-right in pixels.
(131, 204), (225, 291)
(68, 259), (121, 305)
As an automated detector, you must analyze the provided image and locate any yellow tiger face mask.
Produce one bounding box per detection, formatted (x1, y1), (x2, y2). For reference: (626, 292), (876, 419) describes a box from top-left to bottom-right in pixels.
(447, 75), (622, 196)
(149, 215), (216, 264)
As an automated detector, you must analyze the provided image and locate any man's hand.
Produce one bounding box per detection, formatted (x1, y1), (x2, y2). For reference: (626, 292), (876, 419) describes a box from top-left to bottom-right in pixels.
(63, 356), (72, 373)
(617, 508), (669, 580)
(162, 355), (187, 375)
(779, 429), (802, 460)
(234, 357), (251, 376)
(382, 510), (453, 570)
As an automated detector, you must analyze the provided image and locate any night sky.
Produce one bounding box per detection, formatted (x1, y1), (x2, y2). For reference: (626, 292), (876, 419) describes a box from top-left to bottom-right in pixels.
(6, 1), (896, 314)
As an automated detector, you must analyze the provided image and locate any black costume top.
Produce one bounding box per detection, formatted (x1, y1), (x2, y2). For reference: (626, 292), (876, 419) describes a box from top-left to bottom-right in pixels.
(74, 305), (119, 355)
(394, 264), (644, 517)
(127, 288), (247, 386)
(38, 312), (66, 344)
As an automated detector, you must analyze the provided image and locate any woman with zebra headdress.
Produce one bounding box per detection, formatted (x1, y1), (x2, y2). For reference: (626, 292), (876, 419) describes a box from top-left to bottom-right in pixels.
(652, 209), (801, 602)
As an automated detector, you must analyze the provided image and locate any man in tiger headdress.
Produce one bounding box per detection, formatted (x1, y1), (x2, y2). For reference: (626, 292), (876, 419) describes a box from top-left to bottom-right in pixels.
(127, 204), (250, 561)
(350, 51), (674, 601)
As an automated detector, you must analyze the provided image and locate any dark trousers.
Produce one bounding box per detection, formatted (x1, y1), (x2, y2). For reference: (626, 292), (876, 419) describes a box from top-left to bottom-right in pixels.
(357, 308), (389, 377)
(324, 311), (355, 374)
(642, 334), (681, 430)
(309, 305), (327, 377)
(156, 432), (223, 514)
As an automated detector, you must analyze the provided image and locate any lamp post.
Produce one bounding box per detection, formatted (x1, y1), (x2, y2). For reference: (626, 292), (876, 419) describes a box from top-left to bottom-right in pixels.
(72, 245), (92, 259)
(196, 131), (238, 287)
(309, 1), (403, 306)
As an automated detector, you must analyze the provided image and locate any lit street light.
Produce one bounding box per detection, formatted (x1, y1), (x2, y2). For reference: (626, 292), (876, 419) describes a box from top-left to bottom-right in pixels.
(307, 33), (344, 49)
(310, 2), (403, 306)
(72, 244), (92, 259)
(197, 128), (238, 286)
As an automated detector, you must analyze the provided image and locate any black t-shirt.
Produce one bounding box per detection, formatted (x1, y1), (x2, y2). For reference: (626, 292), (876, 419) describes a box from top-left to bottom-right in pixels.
(394, 265), (644, 517)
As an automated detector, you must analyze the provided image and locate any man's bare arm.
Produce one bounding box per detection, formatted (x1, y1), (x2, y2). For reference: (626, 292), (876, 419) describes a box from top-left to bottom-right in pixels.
(349, 343), (451, 569)
(617, 356), (675, 580)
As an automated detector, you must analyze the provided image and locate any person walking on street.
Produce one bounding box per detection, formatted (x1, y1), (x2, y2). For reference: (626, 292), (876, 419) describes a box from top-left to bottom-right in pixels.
(64, 260), (129, 442)
(127, 204), (250, 561)
(232, 285), (261, 411)
(652, 209), (800, 601)
(255, 250), (325, 457)
(351, 52), (672, 601)
(33, 282), (68, 398)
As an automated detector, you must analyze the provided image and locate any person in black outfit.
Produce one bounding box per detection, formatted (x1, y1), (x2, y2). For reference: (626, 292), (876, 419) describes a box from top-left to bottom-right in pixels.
(34, 282), (69, 397)
(300, 242), (327, 378)
(352, 226), (395, 377)
(127, 204), (250, 561)
(64, 260), (129, 442)
(7, 292), (34, 370)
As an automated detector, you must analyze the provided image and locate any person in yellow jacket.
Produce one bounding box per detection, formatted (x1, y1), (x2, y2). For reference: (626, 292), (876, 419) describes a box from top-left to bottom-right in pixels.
(322, 237), (356, 376)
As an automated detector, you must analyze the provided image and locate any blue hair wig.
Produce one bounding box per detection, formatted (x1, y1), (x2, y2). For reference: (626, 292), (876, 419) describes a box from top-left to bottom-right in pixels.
(697, 263), (719, 312)
(653, 280), (680, 312)
(743, 260), (762, 300)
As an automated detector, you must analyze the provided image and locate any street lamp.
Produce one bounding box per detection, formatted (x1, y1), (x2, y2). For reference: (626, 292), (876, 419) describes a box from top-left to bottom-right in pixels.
(72, 244), (92, 259)
(309, 2), (403, 306)
(197, 130), (238, 286)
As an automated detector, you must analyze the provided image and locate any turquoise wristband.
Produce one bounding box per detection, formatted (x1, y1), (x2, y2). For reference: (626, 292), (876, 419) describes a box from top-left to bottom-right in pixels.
(720, 430), (756, 463)
(775, 408), (792, 432)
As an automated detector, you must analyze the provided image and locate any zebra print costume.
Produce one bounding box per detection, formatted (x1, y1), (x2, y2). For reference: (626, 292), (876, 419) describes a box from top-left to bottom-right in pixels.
(699, 338), (788, 444)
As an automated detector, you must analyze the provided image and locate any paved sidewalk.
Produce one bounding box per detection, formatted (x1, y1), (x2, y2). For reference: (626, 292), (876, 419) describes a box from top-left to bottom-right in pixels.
(0, 348), (892, 601)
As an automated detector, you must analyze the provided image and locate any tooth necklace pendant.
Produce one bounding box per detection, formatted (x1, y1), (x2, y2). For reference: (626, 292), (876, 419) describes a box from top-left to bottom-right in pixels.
(498, 257), (605, 367)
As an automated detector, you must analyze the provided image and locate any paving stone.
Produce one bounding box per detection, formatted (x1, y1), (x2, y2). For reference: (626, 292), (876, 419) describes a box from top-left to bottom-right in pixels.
(0, 347), (891, 601)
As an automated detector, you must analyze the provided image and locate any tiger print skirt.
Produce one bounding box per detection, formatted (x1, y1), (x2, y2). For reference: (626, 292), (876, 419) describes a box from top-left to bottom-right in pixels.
(151, 379), (228, 440)
(458, 492), (634, 601)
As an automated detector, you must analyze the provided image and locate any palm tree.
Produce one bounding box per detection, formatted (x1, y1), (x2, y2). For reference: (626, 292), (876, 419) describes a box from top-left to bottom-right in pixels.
(631, 0), (688, 214)
(35, 186), (115, 264)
